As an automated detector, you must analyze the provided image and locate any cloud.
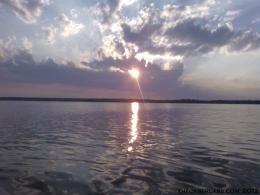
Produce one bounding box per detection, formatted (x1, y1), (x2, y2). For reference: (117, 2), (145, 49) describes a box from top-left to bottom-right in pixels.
(123, 5), (260, 55)
(57, 13), (84, 37)
(93, 1), (260, 70)
(229, 30), (260, 52)
(163, 19), (235, 55)
(0, 39), (130, 90)
(70, 9), (80, 18)
(42, 25), (56, 44)
(0, 37), (17, 60)
(21, 37), (33, 51)
(0, 41), (187, 98)
(0, 0), (51, 23)
(1, 0), (260, 99)
(75, 0), (260, 98)
(41, 13), (84, 44)
(0, 51), (124, 90)
(252, 17), (260, 24)
(0, 37), (32, 61)
(94, 0), (137, 25)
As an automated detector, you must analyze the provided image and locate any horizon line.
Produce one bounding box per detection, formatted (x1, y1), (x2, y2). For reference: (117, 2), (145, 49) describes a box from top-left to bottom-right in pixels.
(0, 97), (260, 104)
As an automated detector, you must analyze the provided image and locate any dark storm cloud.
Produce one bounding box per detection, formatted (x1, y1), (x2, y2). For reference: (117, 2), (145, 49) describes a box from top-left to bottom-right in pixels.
(165, 19), (260, 54)
(91, 0), (259, 60)
(122, 22), (163, 52)
(0, 52), (124, 90)
(82, 56), (146, 70)
(0, 49), (188, 97)
(121, 15), (260, 58)
(82, 56), (185, 94)
(166, 20), (233, 45)
(0, 0), (50, 23)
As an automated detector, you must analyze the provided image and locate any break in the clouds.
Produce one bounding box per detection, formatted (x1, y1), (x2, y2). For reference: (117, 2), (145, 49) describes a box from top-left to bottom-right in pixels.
(0, 0), (260, 99)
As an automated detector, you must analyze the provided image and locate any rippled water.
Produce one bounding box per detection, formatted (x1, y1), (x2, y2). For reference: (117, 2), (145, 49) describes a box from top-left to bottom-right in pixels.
(0, 102), (259, 194)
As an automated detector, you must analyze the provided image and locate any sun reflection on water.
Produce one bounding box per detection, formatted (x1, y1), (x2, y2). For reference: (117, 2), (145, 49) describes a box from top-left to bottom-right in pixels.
(128, 102), (139, 152)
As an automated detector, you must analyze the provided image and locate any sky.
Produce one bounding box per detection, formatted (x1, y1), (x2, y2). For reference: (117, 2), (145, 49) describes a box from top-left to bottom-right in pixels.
(0, 0), (260, 99)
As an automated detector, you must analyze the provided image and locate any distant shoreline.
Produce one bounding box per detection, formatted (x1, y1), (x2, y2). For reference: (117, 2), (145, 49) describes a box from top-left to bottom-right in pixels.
(0, 97), (260, 104)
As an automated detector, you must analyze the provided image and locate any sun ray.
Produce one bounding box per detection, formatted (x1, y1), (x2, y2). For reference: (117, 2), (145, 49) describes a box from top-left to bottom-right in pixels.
(128, 68), (144, 101)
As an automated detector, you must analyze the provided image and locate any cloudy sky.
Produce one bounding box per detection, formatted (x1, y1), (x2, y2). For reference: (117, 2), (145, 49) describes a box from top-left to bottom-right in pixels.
(0, 0), (260, 99)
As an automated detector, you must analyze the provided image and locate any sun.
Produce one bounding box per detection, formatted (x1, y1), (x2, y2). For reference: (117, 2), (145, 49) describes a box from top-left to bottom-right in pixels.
(128, 68), (140, 79)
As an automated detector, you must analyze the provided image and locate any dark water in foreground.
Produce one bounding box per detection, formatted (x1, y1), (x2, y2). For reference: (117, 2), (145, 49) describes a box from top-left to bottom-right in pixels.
(0, 102), (259, 195)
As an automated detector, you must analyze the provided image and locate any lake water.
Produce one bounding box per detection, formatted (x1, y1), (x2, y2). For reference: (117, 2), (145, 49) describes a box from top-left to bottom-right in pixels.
(0, 102), (259, 195)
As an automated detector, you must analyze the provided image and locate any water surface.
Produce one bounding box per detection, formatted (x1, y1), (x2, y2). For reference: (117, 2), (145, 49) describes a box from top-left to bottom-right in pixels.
(0, 102), (259, 194)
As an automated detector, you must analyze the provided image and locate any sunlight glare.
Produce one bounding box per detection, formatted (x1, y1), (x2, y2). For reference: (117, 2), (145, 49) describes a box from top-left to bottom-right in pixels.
(128, 68), (140, 79)
(128, 102), (139, 152)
